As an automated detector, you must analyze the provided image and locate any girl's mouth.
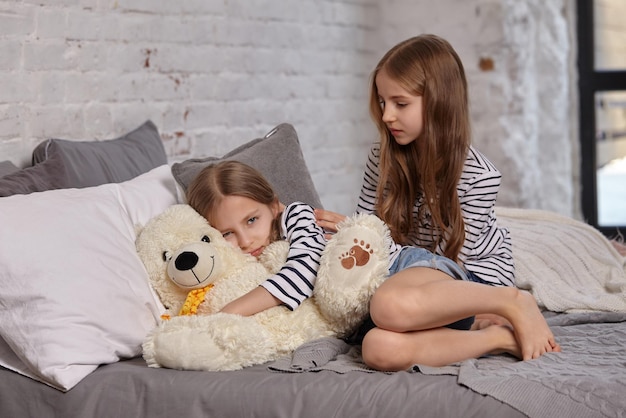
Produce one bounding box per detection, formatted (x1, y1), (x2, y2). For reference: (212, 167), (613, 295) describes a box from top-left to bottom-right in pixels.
(249, 247), (264, 258)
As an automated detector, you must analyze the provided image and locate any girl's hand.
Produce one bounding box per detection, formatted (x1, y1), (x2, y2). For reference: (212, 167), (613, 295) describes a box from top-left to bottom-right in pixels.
(314, 208), (347, 234)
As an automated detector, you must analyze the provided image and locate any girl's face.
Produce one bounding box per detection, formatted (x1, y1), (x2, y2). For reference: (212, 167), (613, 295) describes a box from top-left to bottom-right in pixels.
(375, 69), (424, 145)
(210, 195), (279, 258)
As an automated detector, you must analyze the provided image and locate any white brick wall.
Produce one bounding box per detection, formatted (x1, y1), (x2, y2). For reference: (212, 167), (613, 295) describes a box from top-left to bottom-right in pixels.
(0, 0), (580, 218)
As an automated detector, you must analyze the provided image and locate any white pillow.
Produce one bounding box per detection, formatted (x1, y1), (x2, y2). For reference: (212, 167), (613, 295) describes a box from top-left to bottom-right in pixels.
(0, 164), (177, 391)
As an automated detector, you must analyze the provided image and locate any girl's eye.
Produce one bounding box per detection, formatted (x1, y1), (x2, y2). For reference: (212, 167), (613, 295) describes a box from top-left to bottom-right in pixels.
(201, 235), (211, 243)
(247, 217), (257, 225)
(378, 99), (385, 108)
(397, 103), (407, 108)
(222, 231), (232, 238)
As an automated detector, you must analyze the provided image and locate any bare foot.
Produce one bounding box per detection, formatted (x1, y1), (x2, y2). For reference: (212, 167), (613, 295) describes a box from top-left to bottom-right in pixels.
(507, 289), (561, 360)
(484, 325), (522, 359)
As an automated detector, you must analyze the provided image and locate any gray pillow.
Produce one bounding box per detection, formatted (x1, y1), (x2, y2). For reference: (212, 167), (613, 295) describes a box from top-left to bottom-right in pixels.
(0, 120), (167, 197)
(171, 123), (323, 208)
(0, 156), (67, 197)
(0, 161), (20, 178)
(32, 120), (167, 187)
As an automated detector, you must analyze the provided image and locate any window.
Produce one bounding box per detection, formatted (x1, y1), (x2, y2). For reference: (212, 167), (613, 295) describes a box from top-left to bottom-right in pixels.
(577, 0), (626, 238)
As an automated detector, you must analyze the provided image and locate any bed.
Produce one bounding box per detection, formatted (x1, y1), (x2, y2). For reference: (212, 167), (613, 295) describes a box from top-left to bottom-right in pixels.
(1, 121), (624, 418)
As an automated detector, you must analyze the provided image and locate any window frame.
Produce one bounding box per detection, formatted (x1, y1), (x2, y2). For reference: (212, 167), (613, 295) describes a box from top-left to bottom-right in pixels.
(577, 0), (626, 238)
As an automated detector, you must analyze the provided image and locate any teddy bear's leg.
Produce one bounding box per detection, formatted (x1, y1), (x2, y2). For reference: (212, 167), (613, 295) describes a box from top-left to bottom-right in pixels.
(314, 214), (390, 337)
(143, 313), (277, 371)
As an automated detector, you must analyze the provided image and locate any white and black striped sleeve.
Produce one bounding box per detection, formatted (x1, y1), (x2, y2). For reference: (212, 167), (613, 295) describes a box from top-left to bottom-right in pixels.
(260, 202), (326, 310)
(356, 143), (380, 215)
(458, 148), (515, 286)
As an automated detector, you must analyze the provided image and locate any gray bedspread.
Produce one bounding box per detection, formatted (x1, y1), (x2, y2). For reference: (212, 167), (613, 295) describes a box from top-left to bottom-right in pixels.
(0, 311), (621, 418)
(270, 311), (626, 418)
(0, 354), (523, 418)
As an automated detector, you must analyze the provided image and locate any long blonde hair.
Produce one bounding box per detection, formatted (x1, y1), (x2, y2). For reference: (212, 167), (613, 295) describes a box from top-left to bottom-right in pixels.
(186, 161), (282, 242)
(369, 34), (470, 261)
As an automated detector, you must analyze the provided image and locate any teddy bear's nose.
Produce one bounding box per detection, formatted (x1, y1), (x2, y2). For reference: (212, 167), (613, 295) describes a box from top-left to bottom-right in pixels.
(174, 251), (199, 271)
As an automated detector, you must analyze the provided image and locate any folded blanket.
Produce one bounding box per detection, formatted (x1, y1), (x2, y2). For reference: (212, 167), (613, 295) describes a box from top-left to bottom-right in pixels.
(496, 207), (626, 312)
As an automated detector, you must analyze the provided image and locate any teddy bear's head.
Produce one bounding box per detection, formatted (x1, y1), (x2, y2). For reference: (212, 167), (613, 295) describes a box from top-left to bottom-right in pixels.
(135, 204), (253, 313)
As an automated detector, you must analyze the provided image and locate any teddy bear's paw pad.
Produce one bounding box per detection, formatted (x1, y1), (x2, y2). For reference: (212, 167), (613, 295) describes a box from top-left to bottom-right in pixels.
(322, 220), (389, 290)
(339, 239), (374, 269)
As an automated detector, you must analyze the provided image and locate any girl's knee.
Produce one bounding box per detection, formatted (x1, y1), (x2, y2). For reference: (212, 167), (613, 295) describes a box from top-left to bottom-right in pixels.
(362, 329), (410, 371)
(369, 289), (403, 329)
(362, 329), (395, 370)
(369, 285), (427, 331)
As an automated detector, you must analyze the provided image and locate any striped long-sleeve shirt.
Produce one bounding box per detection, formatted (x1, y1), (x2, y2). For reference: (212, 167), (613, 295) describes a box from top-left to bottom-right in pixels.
(356, 143), (515, 287)
(260, 202), (326, 310)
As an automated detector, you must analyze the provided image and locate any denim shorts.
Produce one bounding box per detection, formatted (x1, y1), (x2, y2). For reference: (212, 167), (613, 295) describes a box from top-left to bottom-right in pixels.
(346, 246), (478, 344)
(389, 246), (468, 280)
(390, 246), (492, 284)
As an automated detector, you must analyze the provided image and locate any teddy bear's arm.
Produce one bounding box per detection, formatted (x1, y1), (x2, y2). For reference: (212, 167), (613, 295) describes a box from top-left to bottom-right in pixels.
(314, 214), (391, 336)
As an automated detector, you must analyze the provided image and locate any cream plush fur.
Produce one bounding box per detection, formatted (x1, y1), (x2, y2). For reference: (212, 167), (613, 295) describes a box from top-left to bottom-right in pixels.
(137, 204), (389, 371)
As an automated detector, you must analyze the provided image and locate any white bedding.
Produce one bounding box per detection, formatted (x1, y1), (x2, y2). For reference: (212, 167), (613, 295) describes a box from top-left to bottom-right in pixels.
(495, 206), (626, 312)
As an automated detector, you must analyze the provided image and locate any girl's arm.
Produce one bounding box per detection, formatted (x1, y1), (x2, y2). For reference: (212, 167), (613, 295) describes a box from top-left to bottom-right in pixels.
(261, 203), (326, 310)
(219, 286), (281, 316)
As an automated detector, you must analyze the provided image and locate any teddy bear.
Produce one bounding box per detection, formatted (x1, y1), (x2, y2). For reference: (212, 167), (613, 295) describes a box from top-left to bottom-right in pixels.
(136, 204), (390, 371)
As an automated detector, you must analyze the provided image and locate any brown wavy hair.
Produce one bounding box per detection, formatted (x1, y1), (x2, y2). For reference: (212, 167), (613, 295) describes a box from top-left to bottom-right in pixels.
(186, 161), (282, 243)
(369, 34), (470, 261)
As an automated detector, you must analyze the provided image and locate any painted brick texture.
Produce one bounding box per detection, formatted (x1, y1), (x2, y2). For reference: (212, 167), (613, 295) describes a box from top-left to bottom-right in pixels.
(0, 0), (579, 217)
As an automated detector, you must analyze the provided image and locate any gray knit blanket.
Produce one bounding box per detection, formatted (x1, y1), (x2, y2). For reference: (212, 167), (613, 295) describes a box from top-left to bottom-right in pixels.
(269, 311), (626, 418)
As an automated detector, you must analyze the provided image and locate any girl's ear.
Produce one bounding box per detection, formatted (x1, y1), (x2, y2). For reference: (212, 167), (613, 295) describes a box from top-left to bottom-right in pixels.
(271, 198), (281, 217)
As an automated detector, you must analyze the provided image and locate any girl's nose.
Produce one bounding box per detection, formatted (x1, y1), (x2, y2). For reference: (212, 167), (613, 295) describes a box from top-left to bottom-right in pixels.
(382, 107), (395, 123)
(238, 233), (253, 251)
